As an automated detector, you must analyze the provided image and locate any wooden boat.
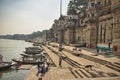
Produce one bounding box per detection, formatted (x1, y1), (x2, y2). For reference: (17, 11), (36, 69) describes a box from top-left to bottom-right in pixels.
(0, 62), (12, 70)
(20, 54), (33, 57)
(12, 59), (43, 65)
(24, 47), (43, 55)
(23, 50), (41, 54)
(0, 54), (12, 70)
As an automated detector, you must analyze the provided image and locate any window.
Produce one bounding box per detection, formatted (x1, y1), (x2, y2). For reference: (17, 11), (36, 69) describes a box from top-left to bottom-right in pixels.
(81, 20), (83, 24)
(104, 0), (106, 6)
(107, 8), (111, 14)
(108, 0), (111, 5)
(91, 3), (95, 7)
(91, 13), (94, 17)
(78, 37), (80, 41)
(88, 14), (89, 17)
(97, 2), (101, 5)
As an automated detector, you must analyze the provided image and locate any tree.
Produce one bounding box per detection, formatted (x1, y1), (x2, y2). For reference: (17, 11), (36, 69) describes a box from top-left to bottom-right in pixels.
(67, 0), (86, 15)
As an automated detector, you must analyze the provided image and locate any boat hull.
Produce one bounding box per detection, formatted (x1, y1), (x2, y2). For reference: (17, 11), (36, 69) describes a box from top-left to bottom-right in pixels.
(12, 59), (43, 65)
(0, 62), (12, 70)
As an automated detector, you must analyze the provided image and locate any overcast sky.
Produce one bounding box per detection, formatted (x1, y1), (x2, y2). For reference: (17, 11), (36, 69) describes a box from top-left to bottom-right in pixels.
(0, 0), (69, 35)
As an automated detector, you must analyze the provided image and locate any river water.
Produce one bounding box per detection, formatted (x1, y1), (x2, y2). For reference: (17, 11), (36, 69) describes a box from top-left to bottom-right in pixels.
(0, 39), (32, 80)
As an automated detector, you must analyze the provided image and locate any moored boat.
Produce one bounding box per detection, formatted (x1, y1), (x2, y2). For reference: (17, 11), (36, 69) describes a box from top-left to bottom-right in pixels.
(24, 47), (43, 55)
(0, 62), (12, 70)
(12, 59), (43, 65)
(0, 54), (12, 70)
(20, 54), (33, 57)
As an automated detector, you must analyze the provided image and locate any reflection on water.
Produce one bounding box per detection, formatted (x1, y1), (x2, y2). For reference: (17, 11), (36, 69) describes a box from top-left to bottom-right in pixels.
(0, 39), (32, 80)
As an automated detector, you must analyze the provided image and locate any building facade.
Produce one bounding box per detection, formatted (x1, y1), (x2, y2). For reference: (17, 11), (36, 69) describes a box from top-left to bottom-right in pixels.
(46, 0), (120, 54)
(112, 0), (120, 54)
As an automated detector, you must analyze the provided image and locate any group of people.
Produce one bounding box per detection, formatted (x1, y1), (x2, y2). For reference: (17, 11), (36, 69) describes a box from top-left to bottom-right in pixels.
(36, 62), (48, 76)
(36, 50), (49, 76)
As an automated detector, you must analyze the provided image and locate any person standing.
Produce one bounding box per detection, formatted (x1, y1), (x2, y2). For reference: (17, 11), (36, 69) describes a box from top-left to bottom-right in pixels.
(59, 44), (62, 51)
(108, 40), (111, 49)
(96, 46), (99, 56)
(0, 54), (3, 63)
(59, 56), (62, 67)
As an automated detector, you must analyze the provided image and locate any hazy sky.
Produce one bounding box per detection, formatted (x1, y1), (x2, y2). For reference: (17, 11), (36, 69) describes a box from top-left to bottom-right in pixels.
(0, 0), (69, 35)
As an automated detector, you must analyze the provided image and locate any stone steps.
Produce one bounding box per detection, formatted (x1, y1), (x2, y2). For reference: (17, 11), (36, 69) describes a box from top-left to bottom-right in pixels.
(79, 69), (92, 78)
(43, 67), (75, 80)
(74, 70), (84, 78)
(84, 69), (106, 78)
(46, 45), (82, 68)
(114, 62), (120, 66)
(70, 68), (119, 79)
(110, 63), (120, 69)
(62, 46), (120, 73)
(106, 64), (120, 72)
(43, 44), (120, 80)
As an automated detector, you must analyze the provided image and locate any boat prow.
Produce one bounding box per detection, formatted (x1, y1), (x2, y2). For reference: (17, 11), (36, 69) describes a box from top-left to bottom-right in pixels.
(0, 62), (12, 70)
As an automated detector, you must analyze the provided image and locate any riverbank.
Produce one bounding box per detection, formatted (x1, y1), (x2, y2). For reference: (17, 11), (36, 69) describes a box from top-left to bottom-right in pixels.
(24, 42), (120, 80)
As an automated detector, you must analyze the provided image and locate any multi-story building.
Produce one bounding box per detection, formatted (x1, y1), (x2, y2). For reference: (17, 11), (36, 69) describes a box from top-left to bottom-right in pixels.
(47, 0), (120, 54)
(112, 0), (120, 54)
(76, 8), (86, 46)
(51, 19), (59, 42)
(42, 30), (49, 41)
(85, 0), (101, 48)
(96, 0), (120, 54)
(57, 15), (67, 43)
(98, 0), (113, 45)
(64, 15), (78, 44)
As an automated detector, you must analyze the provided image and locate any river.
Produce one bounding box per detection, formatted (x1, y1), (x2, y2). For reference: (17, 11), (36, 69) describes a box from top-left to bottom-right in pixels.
(0, 39), (32, 80)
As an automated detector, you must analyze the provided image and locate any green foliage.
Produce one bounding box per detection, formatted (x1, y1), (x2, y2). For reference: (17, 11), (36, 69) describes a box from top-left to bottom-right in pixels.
(67, 0), (86, 15)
